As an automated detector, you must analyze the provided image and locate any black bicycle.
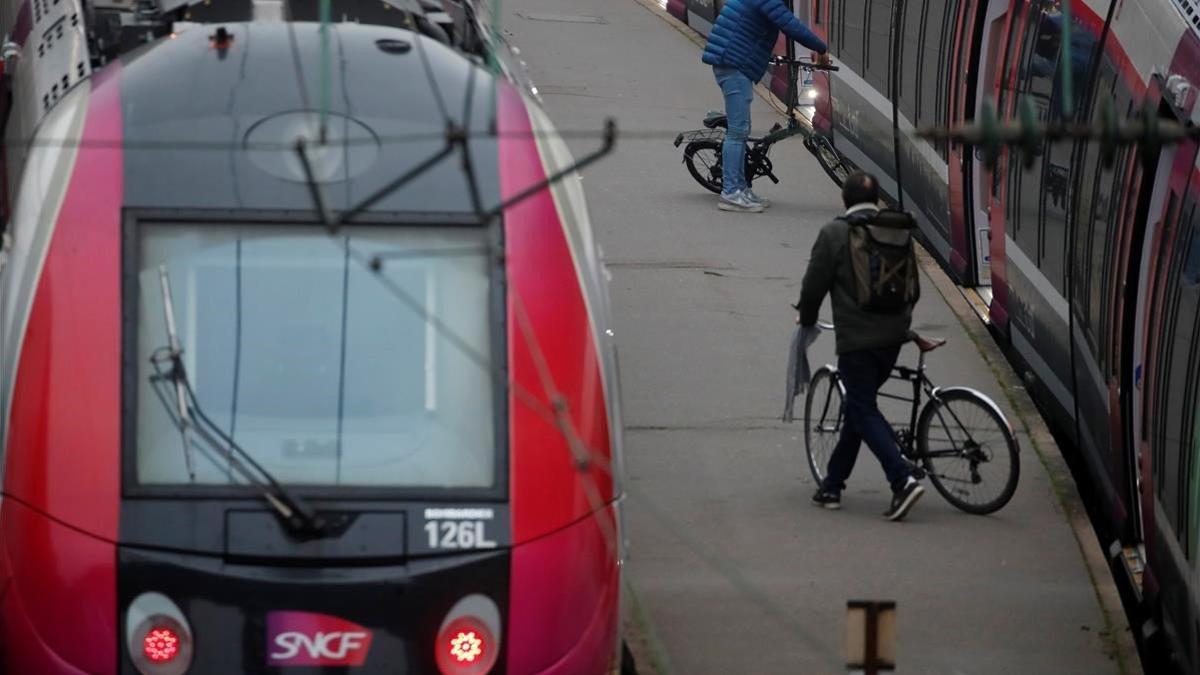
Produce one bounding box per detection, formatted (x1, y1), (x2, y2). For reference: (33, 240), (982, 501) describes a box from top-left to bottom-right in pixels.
(803, 323), (1020, 514)
(674, 56), (851, 193)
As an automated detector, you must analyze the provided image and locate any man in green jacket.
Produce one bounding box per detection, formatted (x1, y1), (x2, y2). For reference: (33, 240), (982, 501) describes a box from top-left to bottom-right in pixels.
(795, 172), (925, 521)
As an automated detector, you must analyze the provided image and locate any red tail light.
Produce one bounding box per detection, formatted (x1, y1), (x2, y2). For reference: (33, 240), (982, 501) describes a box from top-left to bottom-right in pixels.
(143, 627), (181, 663)
(435, 595), (502, 674)
(437, 616), (495, 673)
(126, 592), (194, 675)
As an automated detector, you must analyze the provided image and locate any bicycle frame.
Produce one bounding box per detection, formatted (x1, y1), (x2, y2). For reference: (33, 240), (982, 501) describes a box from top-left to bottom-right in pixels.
(826, 348), (994, 463)
(876, 351), (936, 457)
(674, 58), (848, 192)
(674, 60), (830, 150)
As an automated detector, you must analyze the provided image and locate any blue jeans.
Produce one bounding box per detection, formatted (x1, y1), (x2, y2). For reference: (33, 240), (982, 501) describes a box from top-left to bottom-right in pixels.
(713, 66), (753, 195)
(821, 346), (912, 494)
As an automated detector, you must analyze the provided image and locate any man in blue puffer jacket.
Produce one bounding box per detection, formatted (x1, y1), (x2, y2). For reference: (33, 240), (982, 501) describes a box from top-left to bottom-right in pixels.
(702, 0), (829, 212)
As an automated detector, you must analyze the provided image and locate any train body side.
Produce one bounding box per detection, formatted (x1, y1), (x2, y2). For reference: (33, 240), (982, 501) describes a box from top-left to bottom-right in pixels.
(814, 0), (1200, 671)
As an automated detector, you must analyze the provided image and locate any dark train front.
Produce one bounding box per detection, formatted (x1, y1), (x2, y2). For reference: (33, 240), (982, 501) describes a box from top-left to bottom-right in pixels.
(0, 7), (624, 675)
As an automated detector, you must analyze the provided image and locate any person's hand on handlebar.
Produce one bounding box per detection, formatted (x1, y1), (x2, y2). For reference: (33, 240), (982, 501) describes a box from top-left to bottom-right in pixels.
(813, 52), (833, 67)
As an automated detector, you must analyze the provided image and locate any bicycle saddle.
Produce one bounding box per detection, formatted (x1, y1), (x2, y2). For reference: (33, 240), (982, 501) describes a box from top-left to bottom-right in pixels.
(703, 111), (728, 129)
(911, 332), (948, 353)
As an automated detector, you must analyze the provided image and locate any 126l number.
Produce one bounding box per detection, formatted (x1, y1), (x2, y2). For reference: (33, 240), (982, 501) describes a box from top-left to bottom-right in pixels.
(424, 521), (497, 549)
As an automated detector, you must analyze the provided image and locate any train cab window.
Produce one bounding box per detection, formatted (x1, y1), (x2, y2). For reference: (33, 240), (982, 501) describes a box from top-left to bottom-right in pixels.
(130, 223), (499, 491)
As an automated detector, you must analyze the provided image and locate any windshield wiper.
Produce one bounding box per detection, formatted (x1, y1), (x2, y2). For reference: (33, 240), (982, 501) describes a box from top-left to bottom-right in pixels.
(154, 265), (197, 480)
(149, 266), (328, 537)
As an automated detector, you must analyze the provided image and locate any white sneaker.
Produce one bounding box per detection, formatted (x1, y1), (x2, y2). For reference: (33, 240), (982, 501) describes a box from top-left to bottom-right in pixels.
(718, 190), (764, 213)
(745, 188), (771, 208)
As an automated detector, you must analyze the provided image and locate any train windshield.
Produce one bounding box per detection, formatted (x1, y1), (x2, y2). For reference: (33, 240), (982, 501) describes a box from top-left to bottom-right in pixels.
(131, 222), (498, 491)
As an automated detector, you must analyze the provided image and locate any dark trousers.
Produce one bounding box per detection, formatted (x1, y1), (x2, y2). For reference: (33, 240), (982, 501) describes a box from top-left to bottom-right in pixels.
(821, 345), (912, 493)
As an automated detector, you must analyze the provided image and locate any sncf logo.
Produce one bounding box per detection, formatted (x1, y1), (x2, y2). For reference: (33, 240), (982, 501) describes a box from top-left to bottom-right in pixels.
(266, 611), (374, 667)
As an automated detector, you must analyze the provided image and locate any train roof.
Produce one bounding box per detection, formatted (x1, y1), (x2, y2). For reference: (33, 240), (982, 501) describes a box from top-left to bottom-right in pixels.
(114, 20), (503, 218)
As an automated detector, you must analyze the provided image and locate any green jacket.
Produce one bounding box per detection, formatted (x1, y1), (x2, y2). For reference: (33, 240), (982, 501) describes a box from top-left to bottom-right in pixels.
(796, 205), (915, 354)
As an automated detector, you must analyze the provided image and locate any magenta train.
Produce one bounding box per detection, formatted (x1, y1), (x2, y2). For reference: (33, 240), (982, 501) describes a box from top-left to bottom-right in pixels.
(797, 0), (1200, 671)
(0, 1), (625, 674)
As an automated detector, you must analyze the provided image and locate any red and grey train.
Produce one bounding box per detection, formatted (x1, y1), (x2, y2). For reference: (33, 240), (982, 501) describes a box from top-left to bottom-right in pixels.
(798, 0), (1200, 671)
(0, 1), (625, 673)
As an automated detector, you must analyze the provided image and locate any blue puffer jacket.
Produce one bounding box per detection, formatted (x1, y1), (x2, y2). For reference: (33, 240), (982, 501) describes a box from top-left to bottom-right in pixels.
(702, 0), (828, 82)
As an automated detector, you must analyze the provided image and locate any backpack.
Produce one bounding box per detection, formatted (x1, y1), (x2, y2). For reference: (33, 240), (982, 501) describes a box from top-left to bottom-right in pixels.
(842, 208), (920, 313)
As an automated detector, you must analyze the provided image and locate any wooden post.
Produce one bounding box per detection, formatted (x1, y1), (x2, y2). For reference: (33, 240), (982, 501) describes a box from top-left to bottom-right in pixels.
(847, 600), (896, 674)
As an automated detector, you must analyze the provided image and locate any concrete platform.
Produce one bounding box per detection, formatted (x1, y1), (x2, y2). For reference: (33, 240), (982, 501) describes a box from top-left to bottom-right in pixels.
(500, 0), (1135, 672)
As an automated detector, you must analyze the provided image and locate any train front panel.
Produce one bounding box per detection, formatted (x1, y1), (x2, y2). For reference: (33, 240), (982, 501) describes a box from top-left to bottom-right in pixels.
(0, 20), (622, 675)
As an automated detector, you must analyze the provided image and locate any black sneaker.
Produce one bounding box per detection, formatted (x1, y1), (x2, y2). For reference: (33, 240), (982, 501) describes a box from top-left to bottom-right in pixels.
(883, 478), (925, 521)
(811, 489), (841, 510)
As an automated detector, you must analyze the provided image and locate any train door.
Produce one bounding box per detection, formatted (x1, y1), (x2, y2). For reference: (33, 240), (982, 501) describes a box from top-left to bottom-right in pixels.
(1126, 144), (1178, 545)
(969, 0), (1014, 290)
(1131, 138), (1199, 546)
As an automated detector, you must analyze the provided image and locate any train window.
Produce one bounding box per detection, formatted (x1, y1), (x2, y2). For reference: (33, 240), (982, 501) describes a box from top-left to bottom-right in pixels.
(1024, 3), (1060, 108)
(1040, 145), (1069, 293)
(1186, 219), (1200, 287)
(1038, 5), (1105, 294)
(1182, 213), (1200, 561)
(1071, 148), (1102, 347)
(1099, 149), (1133, 366)
(896, 0), (923, 125)
(864, 0), (894, 95)
(131, 223), (499, 490)
(918, 0), (949, 133)
(839, 0), (867, 75)
(1190, 379), (1200, 560)
(834, 0), (844, 57)
(940, 0), (960, 147)
(1146, 190), (1181, 447)
(1081, 62), (1121, 360)
(1007, 0), (1049, 256)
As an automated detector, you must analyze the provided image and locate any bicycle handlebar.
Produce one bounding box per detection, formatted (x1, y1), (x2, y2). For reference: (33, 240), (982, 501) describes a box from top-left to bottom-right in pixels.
(769, 56), (840, 72)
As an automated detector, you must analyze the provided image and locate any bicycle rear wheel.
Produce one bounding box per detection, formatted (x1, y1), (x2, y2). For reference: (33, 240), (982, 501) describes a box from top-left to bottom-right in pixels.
(804, 135), (850, 187)
(916, 389), (1019, 514)
(804, 366), (844, 486)
(683, 140), (723, 194)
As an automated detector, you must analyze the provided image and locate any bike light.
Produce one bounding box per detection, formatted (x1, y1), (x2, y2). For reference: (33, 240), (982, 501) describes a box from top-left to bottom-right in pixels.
(807, 89), (819, 99)
(126, 592), (194, 675)
(435, 594), (502, 674)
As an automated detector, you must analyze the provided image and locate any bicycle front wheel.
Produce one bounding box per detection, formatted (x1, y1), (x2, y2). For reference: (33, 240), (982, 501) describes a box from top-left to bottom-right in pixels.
(804, 135), (850, 187)
(804, 366), (844, 486)
(916, 389), (1019, 514)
